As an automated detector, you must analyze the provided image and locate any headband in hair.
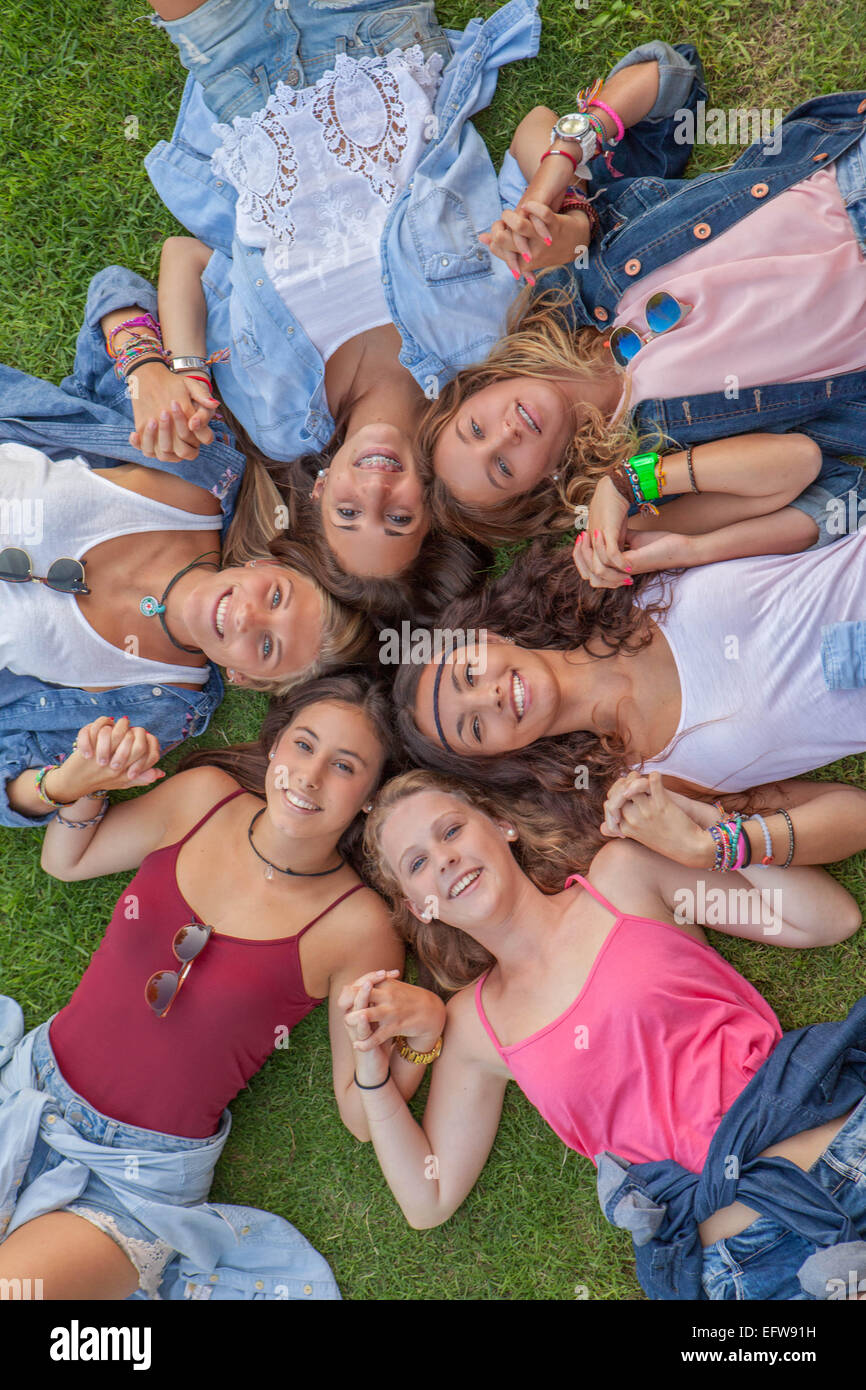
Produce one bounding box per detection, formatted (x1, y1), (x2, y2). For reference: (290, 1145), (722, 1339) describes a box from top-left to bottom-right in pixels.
(431, 646), (456, 753)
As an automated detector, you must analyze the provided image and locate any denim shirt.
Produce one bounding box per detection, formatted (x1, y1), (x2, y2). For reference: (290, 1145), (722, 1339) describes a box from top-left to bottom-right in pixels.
(144, 0), (541, 460)
(596, 996), (866, 1300)
(0, 265), (247, 828)
(574, 90), (866, 456)
(0, 998), (340, 1301)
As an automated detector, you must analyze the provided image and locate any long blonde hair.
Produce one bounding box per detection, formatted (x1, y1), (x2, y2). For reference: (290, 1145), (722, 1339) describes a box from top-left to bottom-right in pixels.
(363, 768), (579, 993)
(417, 282), (647, 547)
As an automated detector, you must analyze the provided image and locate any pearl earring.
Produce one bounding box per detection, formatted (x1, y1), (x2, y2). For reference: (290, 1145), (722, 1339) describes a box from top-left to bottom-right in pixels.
(506, 828), (517, 840)
(362, 802), (373, 814)
(317, 468), (328, 477)
(552, 473), (560, 482)
(268, 750), (275, 760)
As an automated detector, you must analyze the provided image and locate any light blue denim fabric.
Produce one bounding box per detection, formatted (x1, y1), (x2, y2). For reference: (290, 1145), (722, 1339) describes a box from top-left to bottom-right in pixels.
(0, 263), (246, 829)
(0, 999), (341, 1301)
(835, 123), (866, 256)
(821, 622), (866, 690)
(148, 0), (453, 122)
(596, 996), (866, 1300)
(780, 454), (866, 548)
(701, 1096), (866, 1301)
(144, 0), (542, 461)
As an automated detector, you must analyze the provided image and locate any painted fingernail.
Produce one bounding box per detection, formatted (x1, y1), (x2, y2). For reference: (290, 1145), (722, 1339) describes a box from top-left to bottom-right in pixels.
(624, 562), (632, 571)
(511, 267), (520, 279)
(543, 237), (552, 246)
(526, 275), (536, 287)
(623, 577), (634, 586)
(593, 530), (600, 539)
(522, 252), (531, 263)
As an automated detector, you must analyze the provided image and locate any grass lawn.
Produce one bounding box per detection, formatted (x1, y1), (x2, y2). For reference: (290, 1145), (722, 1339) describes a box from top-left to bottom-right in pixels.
(1, 0), (865, 1301)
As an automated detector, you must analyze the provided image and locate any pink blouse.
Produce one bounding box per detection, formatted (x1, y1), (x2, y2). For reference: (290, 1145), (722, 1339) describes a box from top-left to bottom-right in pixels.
(610, 165), (866, 419)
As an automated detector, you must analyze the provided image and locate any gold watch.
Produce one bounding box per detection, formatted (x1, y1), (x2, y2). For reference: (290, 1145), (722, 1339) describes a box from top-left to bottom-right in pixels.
(395, 1034), (443, 1065)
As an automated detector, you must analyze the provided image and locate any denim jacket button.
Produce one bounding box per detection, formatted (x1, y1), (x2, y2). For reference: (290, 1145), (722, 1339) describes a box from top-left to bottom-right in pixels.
(812, 152), (829, 161)
(152, 687), (162, 696)
(215, 181), (224, 189)
(303, 1284), (313, 1295)
(287, 327), (294, 336)
(39, 696), (46, 706)
(858, 99), (866, 114)
(693, 222), (711, 239)
(594, 307), (609, 322)
(440, 257), (449, 267)
(286, 70), (300, 86)
(256, 279), (264, 287)
(624, 258), (641, 276)
(209, 1274), (219, 1283)
(255, 1280), (264, 1289)
(750, 182), (769, 198)
(241, 1226), (250, 1235)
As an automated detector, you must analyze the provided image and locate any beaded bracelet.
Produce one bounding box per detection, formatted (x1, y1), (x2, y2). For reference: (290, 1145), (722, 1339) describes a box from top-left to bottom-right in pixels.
(707, 814), (743, 872)
(776, 808), (796, 867)
(55, 798), (109, 830)
(751, 813), (774, 865)
(105, 313), (163, 358)
(35, 765), (77, 809)
(686, 445), (700, 494)
(559, 189), (601, 241)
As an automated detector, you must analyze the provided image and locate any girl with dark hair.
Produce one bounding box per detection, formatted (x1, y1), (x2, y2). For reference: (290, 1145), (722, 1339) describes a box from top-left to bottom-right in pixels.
(0, 674), (444, 1299)
(342, 771), (866, 1301)
(393, 534), (866, 863)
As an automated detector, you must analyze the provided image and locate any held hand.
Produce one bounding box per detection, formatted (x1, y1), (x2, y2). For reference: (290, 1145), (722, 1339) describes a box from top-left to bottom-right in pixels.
(342, 976), (392, 1087)
(128, 363), (218, 463)
(344, 973), (446, 1055)
(600, 771), (712, 867)
(480, 203), (587, 285)
(620, 528), (697, 575)
(572, 526), (632, 589)
(51, 716), (166, 800)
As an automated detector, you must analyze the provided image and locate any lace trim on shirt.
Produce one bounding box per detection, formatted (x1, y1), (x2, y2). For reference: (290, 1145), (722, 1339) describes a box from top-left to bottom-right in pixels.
(211, 47), (443, 247)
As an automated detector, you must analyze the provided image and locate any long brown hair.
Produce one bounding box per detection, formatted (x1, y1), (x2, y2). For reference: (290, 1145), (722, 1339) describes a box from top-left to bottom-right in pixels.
(416, 283), (649, 547)
(179, 671), (405, 874)
(390, 540), (669, 866)
(363, 769), (581, 992)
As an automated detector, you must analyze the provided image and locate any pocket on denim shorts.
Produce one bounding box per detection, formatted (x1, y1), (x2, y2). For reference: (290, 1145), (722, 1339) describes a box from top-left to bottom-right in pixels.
(196, 10), (303, 125)
(351, 4), (451, 65)
(702, 1218), (814, 1301)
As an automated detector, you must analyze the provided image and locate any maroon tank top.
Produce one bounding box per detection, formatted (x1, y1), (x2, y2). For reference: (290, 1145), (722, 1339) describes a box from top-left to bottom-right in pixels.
(50, 789), (364, 1137)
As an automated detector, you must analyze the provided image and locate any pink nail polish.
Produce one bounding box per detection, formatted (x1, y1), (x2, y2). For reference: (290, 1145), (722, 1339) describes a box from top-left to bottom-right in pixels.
(593, 530), (600, 540)
(624, 577), (634, 586)
(522, 252), (531, 263)
(543, 237), (553, 246)
(511, 267), (520, 279)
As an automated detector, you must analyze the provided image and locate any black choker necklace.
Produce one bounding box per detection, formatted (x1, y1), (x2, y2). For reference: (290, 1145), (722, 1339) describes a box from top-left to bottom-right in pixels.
(139, 551), (221, 654)
(247, 808), (345, 881)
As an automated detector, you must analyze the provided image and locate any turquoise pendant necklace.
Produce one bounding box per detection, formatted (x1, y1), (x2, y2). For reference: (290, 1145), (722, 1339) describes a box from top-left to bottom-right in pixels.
(139, 551), (221, 654)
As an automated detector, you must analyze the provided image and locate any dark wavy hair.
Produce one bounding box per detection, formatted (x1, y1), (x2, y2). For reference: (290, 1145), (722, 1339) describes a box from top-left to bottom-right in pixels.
(391, 539), (669, 866)
(179, 670), (406, 875)
(222, 404), (488, 626)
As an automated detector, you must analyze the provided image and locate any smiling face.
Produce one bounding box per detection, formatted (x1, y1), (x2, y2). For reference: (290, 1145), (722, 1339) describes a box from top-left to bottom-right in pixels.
(266, 700), (385, 843)
(414, 638), (562, 757)
(185, 562), (324, 683)
(318, 423), (431, 577)
(379, 788), (519, 928)
(432, 377), (575, 507)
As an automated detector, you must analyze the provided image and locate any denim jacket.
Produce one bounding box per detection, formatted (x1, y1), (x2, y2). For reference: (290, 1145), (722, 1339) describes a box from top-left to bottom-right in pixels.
(0, 265), (247, 828)
(578, 90), (866, 456)
(0, 998), (340, 1301)
(144, 0), (542, 460)
(596, 996), (866, 1300)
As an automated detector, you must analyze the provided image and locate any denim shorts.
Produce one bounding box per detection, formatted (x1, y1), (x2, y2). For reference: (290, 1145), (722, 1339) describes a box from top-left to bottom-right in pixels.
(788, 455), (866, 548)
(701, 1096), (866, 1300)
(150, 0), (453, 124)
(12, 1022), (217, 1298)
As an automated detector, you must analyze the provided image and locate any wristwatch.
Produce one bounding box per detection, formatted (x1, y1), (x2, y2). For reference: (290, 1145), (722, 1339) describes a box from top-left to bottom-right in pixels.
(550, 112), (598, 168)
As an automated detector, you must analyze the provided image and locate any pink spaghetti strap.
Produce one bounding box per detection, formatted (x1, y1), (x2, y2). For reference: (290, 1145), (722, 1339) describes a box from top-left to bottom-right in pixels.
(564, 872), (620, 919)
(297, 882), (365, 938)
(474, 973), (503, 1053)
(176, 787), (248, 847)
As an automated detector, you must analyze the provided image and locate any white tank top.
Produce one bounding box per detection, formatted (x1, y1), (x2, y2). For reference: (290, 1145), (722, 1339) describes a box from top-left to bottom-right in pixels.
(211, 46), (443, 363)
(638, 529), (866, 790)
(0, 443), (220, 687)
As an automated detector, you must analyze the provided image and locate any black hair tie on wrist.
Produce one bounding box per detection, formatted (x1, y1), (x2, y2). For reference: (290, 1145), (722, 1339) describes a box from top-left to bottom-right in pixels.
(354, 1067), (391, 1090)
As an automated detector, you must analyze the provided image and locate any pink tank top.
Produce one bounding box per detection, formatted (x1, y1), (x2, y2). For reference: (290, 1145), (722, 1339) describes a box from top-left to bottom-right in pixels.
(474, 875), (782, 1173)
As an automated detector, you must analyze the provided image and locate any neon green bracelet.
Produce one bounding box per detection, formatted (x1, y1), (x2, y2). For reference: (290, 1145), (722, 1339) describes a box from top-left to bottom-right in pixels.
(628, 452), (661, 503)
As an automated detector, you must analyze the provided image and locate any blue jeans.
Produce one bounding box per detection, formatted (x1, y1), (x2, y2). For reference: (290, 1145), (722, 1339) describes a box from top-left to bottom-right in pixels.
(701, 1096), (866, 1300)
(21, 1022), (216, 1295)
(149, 0), (453, 122)
(836, 123), (866, 255)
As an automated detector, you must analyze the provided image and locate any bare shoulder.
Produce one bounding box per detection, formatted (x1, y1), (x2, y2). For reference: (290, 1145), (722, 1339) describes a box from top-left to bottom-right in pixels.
(584, 838), (665, 919)
(445, 982), (508, 1074)
(155, 764), (248, 841)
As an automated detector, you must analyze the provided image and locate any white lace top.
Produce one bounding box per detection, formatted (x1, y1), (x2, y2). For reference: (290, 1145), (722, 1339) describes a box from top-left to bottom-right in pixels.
(211, 47), (444, 364)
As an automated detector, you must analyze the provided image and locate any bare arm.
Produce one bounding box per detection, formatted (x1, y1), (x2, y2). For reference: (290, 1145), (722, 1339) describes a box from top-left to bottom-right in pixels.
(575, 435), (823, 587)
(344, 984), (508, 1228)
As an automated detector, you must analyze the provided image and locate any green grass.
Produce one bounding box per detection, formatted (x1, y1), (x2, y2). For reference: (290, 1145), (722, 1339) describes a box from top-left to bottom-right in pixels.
(1, 0), (865, 1301)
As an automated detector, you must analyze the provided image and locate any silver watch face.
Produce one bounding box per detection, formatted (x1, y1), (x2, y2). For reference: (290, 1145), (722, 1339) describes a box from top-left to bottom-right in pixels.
(556, 113), (592, 140)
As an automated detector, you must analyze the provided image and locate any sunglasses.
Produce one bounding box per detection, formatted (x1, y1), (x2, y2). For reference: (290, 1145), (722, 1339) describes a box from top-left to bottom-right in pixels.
(607, 292), (693, 369)
(145, 919), (214, 1018)
(0, 546), (90, 595)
